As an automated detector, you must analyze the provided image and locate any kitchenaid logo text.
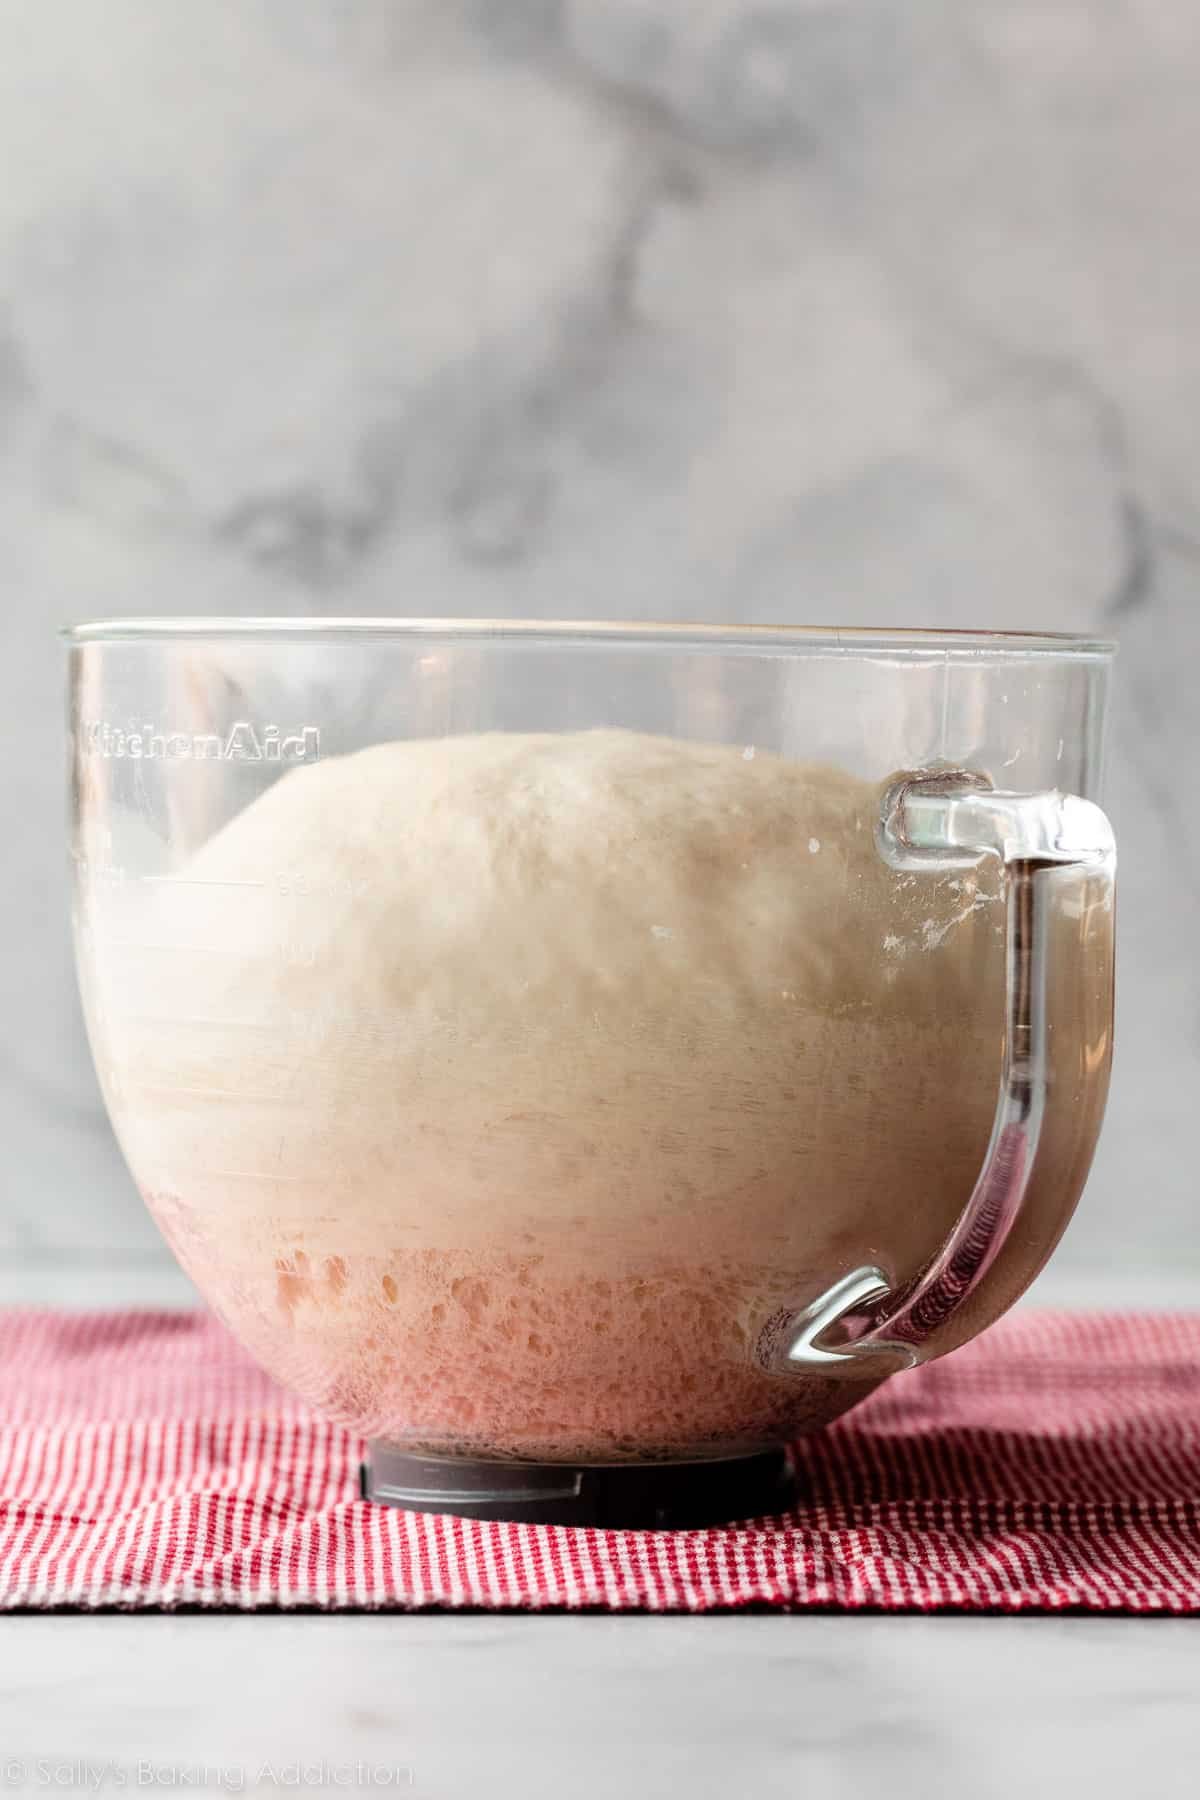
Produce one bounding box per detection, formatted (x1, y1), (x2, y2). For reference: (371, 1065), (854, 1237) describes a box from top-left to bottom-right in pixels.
(81, 720), (321, 763)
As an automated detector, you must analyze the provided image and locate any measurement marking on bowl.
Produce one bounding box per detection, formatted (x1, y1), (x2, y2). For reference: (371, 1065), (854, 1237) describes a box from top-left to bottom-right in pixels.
(129, 1014), (275, 1032)
(131, 1081), (307, 1104)
(205, 1169), (327, 1184)
(100, 940), (251, 956)
(141, 876), (266, 891)
(101, 939), (318, 963)
(98, 940), (189, 954)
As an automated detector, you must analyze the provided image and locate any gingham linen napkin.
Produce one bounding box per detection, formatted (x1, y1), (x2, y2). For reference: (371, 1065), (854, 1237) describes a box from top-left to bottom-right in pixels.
(1, 1307), (1197, 1611)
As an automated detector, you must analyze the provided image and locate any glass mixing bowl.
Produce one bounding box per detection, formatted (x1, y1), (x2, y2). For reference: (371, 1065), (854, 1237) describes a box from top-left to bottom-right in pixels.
(66, 621), (1116, 1526)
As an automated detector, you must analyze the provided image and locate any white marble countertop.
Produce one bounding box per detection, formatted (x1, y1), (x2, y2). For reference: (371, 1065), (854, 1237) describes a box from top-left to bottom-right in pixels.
(0, 1613), (1197, 1799)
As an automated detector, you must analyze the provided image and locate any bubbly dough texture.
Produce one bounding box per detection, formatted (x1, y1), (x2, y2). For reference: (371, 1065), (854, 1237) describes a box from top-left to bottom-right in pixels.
(101, 730), (1023, 1459)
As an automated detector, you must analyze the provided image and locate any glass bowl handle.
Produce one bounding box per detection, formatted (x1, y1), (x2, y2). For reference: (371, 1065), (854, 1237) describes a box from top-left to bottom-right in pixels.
(780, 770), (1116, 1376)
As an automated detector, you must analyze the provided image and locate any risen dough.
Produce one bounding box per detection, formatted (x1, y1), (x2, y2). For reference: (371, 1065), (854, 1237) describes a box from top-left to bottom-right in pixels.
(92, 730), (1099, 1460)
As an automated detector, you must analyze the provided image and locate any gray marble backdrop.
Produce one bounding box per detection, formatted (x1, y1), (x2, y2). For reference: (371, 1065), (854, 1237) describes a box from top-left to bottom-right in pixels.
(0, 0), (1195, 1284)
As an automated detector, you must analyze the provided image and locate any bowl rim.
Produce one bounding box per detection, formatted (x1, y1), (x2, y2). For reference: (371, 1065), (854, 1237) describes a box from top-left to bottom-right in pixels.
(60, 618), (1117, 657)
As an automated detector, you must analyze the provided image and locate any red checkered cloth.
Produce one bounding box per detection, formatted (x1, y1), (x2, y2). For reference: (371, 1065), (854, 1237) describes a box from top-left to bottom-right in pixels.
(0, 1308), (1197, 1611)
